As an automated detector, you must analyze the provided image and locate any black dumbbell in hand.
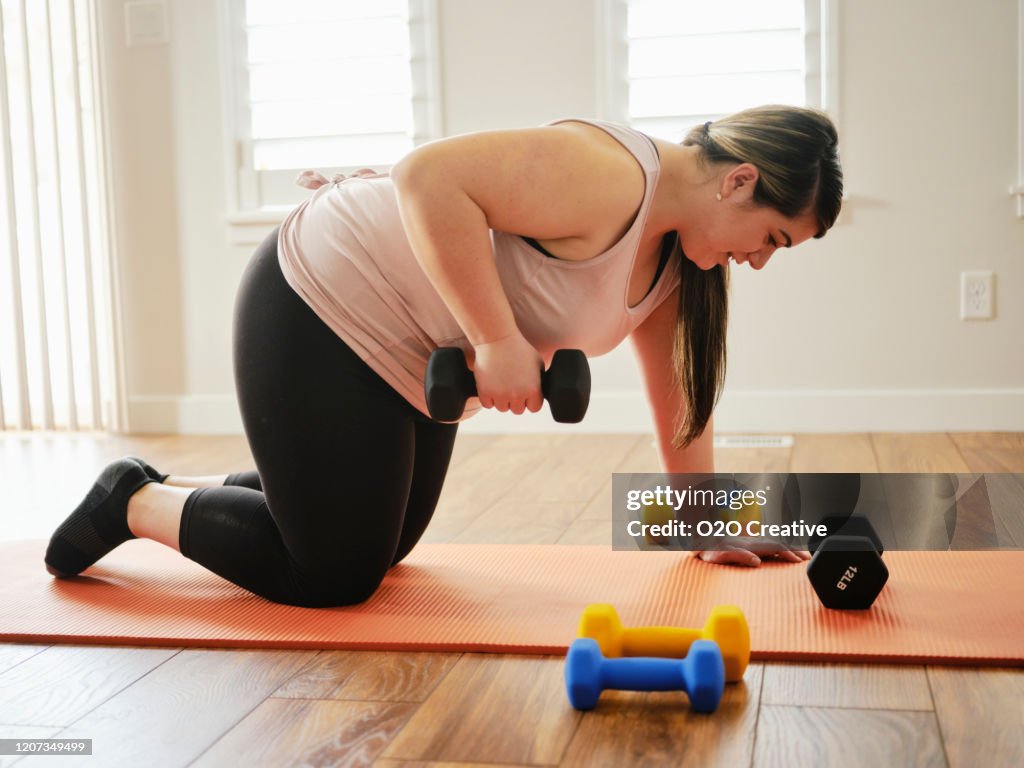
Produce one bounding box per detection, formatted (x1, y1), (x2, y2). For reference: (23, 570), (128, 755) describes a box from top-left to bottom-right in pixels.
(806, 514), (889, 609)
(425, 347), (591, 423)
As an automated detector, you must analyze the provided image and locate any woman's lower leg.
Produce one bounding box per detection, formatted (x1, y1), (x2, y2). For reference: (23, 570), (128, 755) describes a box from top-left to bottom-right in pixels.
(126, 483), (192, 552)
(163, 475), (230, 489)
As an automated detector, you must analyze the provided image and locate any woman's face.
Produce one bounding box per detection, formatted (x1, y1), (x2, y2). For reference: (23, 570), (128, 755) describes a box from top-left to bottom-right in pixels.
(679, 164), (822, 271)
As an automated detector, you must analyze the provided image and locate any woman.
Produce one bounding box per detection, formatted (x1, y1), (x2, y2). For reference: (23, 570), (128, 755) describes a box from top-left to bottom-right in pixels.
(45, 105), (843, 606)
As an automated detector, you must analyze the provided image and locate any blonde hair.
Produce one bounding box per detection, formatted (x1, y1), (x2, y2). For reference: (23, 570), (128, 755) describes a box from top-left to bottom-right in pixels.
(672, 106), (842, 448)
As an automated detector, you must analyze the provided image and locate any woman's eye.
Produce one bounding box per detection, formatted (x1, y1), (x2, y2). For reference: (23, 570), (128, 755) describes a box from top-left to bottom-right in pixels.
(768, 235), (777, 247)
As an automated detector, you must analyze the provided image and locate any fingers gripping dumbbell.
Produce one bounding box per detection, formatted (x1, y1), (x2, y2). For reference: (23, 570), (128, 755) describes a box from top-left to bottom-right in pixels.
(578, 604), (750, 683)
(564, 638), (725, 712)
(424, 347), (591, 423)
(806, 514), (889, 609)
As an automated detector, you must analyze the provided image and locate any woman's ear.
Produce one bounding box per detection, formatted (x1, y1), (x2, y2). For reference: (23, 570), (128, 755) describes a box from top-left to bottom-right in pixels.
(721, 163), (759, 202)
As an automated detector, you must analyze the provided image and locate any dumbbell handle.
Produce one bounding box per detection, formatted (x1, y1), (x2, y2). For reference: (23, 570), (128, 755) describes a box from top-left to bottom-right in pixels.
(617, 626), (704, 657)
(599, 655), (690, 693)
(425, 347), (589, 422)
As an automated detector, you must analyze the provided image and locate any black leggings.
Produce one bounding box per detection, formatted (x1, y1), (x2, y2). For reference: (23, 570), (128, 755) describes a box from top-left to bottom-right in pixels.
(179, 230), (458, 607)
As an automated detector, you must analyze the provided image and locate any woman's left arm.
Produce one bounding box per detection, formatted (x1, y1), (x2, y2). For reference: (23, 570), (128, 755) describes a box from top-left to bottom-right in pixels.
(632, 292), (810, 566)
(628, 287), (715, 474)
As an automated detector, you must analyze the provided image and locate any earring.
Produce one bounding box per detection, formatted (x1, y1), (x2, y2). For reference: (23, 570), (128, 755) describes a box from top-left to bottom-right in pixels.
(715, 192), (722, 201)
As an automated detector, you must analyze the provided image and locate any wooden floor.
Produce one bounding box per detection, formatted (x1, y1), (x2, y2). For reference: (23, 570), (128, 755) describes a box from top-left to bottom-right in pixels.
(1, 432), (1022, 767)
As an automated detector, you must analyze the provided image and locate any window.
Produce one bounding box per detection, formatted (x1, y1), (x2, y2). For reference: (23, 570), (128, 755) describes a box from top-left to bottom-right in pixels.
(221, 0), (440, 239)
(602, 0), (837, 141)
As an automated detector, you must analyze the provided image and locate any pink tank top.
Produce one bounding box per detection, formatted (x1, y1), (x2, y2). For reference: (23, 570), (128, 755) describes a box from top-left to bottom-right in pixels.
(277, 118), (681, 419)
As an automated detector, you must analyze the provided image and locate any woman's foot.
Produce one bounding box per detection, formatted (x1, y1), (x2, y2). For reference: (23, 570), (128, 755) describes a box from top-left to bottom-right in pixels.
(127, 456), (168, 483)
(44, 458), (154, 577)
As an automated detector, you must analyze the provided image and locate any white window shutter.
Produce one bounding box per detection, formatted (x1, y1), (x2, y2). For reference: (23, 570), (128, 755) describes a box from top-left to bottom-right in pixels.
(227, 0), (437, 213)
(621, 0), (820, 141)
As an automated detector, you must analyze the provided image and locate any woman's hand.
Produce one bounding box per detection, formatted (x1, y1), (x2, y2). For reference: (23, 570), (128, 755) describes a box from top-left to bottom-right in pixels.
(693, 537), (811, 567)
(471, 333), (545, 415)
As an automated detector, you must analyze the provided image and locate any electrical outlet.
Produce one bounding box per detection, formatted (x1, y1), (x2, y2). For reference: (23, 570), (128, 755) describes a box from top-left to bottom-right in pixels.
(960, 271), (995, 320)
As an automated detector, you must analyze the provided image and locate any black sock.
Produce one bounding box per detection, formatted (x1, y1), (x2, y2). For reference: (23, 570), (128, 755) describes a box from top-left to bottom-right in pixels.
(45, 458), (154, 578)
(127, 456), (169, 483)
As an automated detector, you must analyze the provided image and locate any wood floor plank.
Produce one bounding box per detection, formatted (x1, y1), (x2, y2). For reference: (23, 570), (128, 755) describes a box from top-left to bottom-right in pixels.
(451, 500), (578, 544)
(555, 517), (612, 545)
(452, 436), (634, 532)
(274, 651), (461, 703)
(0, 644), (49, 676)
(125, 435), (254, 477)
(949, 432), (1024, 473)
(418, 516), (475, 545)
(25, 649), (311, 768)
(753, 706), (946, 768)
(871, 433), (971, 473)
(374, 761), (533, 768)
(715, 445), (791, 474)
(382, 654), (576, 765)
(0, 645), (178, 727)
(448, 435), (501, 465)
(511, 435), (639, 506)
(441, 435), (635, 541)
(928, 666), (1024, 768)
(429, 435), (563, 528)
(577, 434), (652, 521)
(576, 476), (616, 523)
(559, 664), (764, 768)
(617, 434), (661, 471)
(790, 434), (879, 472)
(192, 699), (416, 768)
(761, 662), (933, 710)
(981, 473), (1024, 547)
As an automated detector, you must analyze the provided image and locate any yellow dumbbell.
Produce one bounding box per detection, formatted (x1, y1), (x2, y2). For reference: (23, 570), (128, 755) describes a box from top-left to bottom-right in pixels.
(578, 604), (750, 683)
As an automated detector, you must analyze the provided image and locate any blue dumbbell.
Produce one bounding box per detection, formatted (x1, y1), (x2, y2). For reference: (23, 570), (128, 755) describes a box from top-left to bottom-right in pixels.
(564, 637), (725, 712)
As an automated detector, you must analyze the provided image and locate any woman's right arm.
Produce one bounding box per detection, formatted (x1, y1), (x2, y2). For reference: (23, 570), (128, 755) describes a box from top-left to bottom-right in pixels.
(390, 126), (644, 415)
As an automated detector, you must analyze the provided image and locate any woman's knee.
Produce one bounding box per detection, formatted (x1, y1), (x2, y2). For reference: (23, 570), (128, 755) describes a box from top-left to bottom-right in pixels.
(280, 562), (388, 608)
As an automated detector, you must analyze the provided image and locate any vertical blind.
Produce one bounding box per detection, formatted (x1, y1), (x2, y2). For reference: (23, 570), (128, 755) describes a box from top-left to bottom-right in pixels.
(0, 0), (114, 431)
(625, 0), (808, 140)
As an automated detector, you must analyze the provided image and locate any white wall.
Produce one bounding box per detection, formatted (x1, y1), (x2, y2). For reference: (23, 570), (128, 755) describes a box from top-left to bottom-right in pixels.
(101, 0), (1024, 435)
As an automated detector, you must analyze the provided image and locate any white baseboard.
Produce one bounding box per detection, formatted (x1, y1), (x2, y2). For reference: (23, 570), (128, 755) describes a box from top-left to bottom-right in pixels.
(126, 388), (1024, 435)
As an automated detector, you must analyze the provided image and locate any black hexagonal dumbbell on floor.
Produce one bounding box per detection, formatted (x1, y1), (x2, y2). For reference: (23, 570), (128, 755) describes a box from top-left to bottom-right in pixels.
(806, 514), (889, 609)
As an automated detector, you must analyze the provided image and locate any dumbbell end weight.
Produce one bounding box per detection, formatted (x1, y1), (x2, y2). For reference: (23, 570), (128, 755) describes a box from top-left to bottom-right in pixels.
(564, 638), (605, 710)
(807, 535), (890, 609)
(682, 640), (727, 713)
(543, 349), (591, 423)
(424, 348), (476, 422)
(700, 606), (750, 683)
(807, 514), (885, 556)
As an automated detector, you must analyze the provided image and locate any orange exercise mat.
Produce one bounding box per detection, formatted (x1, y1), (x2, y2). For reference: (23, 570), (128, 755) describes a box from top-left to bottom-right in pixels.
(1, 540), (1022, 666)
